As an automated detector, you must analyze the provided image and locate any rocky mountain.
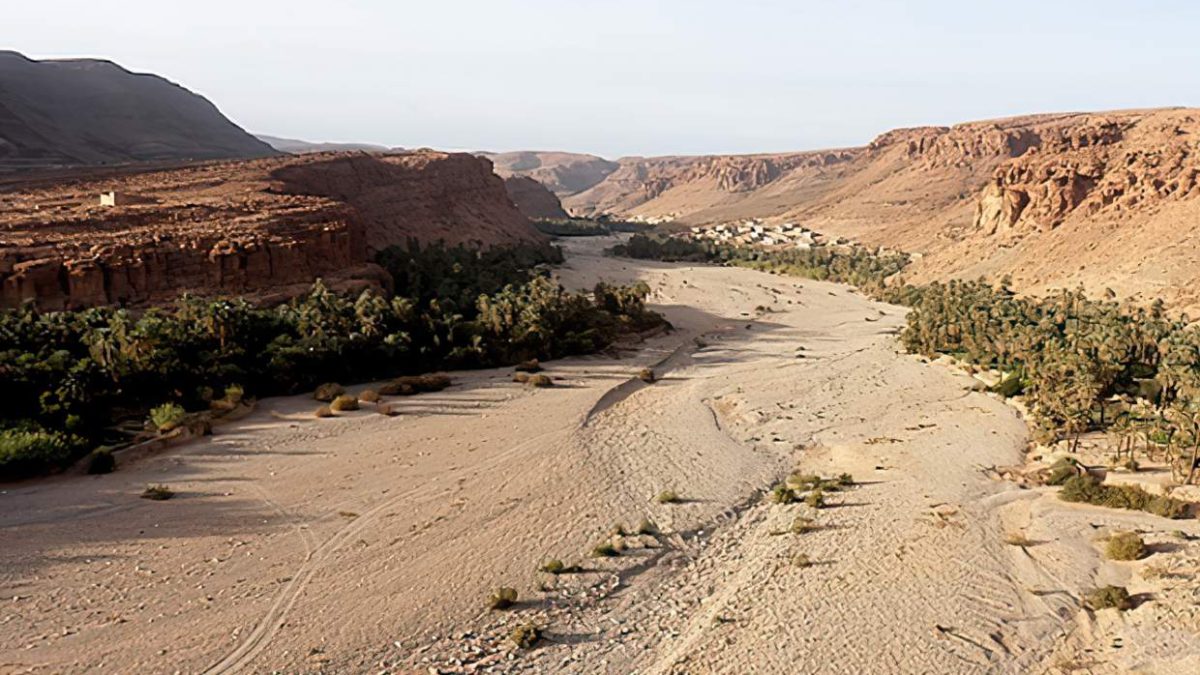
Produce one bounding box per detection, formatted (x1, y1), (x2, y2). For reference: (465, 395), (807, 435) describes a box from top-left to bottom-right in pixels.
(505, 109), (1200, 311)
(503, 176), (570, 220)
(482, 151), (619, 195)
(256, 134), (393, 155)
(0, 151), (544, 309)
(0, 50), (277, 169)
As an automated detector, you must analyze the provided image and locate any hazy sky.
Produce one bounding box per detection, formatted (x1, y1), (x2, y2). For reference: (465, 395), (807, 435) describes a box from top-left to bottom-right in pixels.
(8, 1), (1200, 157)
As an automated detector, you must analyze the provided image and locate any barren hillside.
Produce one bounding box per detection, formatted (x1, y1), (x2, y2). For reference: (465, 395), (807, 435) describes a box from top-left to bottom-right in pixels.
(0, 51), (277, 169)
(483, 150), (619, 195)
(503, 175), (570, 219)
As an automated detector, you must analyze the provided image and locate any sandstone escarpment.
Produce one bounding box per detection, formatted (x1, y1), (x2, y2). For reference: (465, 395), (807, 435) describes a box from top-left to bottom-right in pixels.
(483, 151), (619, 196)
(503, 176), (570, 220)
(0, 151), (543, 309)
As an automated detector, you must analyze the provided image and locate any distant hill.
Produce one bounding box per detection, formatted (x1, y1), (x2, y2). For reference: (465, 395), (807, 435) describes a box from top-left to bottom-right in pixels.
(256, 134), (393, 155)
(0, 50), (277, 169)
(503, 176), (569, 219)
(481, 151), (618, 195)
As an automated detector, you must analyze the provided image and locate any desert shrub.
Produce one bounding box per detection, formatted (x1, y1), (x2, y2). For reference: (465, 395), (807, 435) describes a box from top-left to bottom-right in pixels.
(515, 359), (542, 373)
(1085, 585), (1132, 611)
(791, 553), (813, 568)
(1106, 531), (1146, 561)
(836, 473), (855, 487)
(540, 559), (565, 574)
(358, 389), (380, 403)
(655, 490), (680, 504)
(1045, 458), (1078, 486)
(376, 404), (397, 417)
(991, 373), (1025, 398)
(315, 405), (334, 418)
(591, 542), (619, 558)
(1059, 475), (1190, 519)
(638, 368), (656, 383)
(790, 516), (817, 534)
(512, 372), (530, 383)
(770, 484), (798, 504)
(87, 449), (116, 475)
(148, 403), (186, 433)
(488, 587), (518, 610)
(509, 622), (543, 649)
(224, 384), (244, 404)
(805, 490), (826, 509)
(527, 374), (554, 388)
(314, 383), (345, 402)
(636, 518), (659, 535)
(141, 484), (174, 501)
(330, 394), (359, 412)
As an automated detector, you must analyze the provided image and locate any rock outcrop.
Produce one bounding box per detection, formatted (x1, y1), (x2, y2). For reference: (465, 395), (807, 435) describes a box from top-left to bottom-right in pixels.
(482, 151), (619, 196)
(503, 176), (570, 220)
(0, 151), (544, 310)
(0, 51), (277, 169)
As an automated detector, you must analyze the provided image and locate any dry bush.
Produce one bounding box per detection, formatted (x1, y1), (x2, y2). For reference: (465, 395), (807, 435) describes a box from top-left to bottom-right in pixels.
(314, 382), (345, 402)
(1085, 585), (1132, 611)
(1060, 475), (1190, 519)
(513, 372), (530, 383)
(330, 394), (359, 412)
(636, 518), (659, 535)
(515, 359), (542, 373)
(376, 403), (398, 417)
(315, 405), (334, 418)
(655, 490), (680, 504)
(510, 622), (543, 649)
(805, 490), (826, 509)
(791, 553), (813, 568)
(359, 389), (380, 403)
(527, 374), (554, 387)
(591, 542), (619, 558)
(638, 368), (656, 383)
(141, 484), (174, 501)
(488, 587), (518, 610)
(770, 484), (798, 504)
(379, 374), (453, 396)
(1106, 531), (1146, 561)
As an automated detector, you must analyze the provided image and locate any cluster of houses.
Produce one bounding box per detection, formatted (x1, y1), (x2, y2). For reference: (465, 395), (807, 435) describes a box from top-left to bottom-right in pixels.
(684, 220), (847, 249)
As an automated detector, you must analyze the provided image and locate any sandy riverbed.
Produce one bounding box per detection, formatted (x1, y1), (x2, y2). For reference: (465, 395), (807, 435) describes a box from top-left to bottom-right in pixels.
(3, 236), (1199, 674)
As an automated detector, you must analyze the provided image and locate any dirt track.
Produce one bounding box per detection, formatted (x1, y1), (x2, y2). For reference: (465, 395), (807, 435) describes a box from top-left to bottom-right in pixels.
(4, 236), (1199, 674)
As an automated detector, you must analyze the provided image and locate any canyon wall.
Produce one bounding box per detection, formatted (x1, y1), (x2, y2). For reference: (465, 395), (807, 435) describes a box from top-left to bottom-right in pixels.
(0, 151), (543, 310)
(503, 176), (570, 220)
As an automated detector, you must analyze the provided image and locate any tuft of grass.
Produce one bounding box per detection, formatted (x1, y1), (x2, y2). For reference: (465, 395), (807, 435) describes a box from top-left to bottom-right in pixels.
(805, 489), (826, 509)
(509, 622), (543, 649)
(1085, 585), (1132, 611)
(655, 490), (680, 504)
(87, 449), (116, 475)
(836, 473), (855, 487)
(591, 542), (620, 558)
(1106, 531), (1146, 561)
(376, 403), (398, 416)
(790, 516), (818, 534)
(791, 553), (813, 568)
(770, 484), (798, 504)
(515, 359), (542, 373)
(315, 405), (334, 418)
(488, 587), (518, 610)
(512, 372), (530, 383)
(148, 403), (186, 433)
(314, 382), (345, 402)
(330, 394), (359, 412)
(141, 484), (174, 501)
(1045, 457), (1078, 486)
(358, 389), (380, 403)
(636, 518), (659, 535)
(638, 368), (656, 383)
(527, 374), (554, 388)
(540, 559), (581, 575)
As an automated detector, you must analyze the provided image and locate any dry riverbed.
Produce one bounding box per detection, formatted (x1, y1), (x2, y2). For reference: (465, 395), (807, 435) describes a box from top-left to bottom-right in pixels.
(2, 236), (1198, 674)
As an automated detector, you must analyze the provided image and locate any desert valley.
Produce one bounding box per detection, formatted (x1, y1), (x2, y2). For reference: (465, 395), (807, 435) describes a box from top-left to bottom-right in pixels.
(4, 22), (1200, 675)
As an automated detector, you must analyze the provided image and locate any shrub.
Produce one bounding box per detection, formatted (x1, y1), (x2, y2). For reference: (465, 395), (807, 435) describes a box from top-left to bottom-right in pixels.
(148, 403), (186, 433)
(790, 516), (818, 534)
(380, 374), (452, 396)
(515, 359), (542, 373)
(1059, 475), (1190, 519)
(509, 622), (543, 649)
(638, 368), (656, 383)
(805, 490), (826, 509)
(224, 384), (245, 404)
(330, 394), (359, 412)
(836, 473), (855, 487)
(540, 559), (565, 574)
(141, 485), (174, 501)
(770, 484), (798, 504)
(1106, 532), (1146, 561)
(314, 382), (345, 402)
(791, 553), (813, 568)
(376, 404), (398, 417)
(488, 587), (518, 610)
(87, 449), (116, 475)
(358, 389), (380, 403)
(636, 518), (659, 535)
(1085, 585), (1132, 611)
(0, 428), (82, 478)
(655, 490), (680, 504)
(591, 542), (619, 558)
(512, 372), (530, 383)
(315, 405), (334, 418)
(527, 374), (554, 388)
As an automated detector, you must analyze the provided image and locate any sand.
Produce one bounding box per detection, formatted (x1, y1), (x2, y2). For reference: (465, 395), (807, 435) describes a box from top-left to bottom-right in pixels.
(2, 235), (1198, 674)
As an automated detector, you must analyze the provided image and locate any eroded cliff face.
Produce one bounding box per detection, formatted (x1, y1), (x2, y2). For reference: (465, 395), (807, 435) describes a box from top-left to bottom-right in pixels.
(0, 151), (542, 310)
(503, 176), (570, 220)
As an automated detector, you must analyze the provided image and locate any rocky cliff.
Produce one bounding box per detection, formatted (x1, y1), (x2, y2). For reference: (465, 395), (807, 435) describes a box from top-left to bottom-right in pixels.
(483, 151), (619, 196)
(0, 51), (277, 169)
(0, 151), (544, 309)
(503, 176), (570, 220)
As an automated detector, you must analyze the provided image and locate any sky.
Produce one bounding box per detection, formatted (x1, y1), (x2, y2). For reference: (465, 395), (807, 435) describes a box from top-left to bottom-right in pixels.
(7, 1), (1200, 158)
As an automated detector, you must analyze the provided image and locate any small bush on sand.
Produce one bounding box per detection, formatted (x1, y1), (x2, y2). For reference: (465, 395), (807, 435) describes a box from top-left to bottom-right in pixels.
(792, 553), (813, 568)
(790, 516), (818, 534)
(638, 368), (656, 383)
(1085, 585), (1132, 611)
(527, 374), (554, 388)
(376, 403), (398, 416)
(515, 359), (542, 373)
(510, 622), (543, 649)
(655, 490), (680, 504)
(148, 403), (186, 433)
(1106, 532), (1146, 561)
(805, 490), (826, 509)
(330, 394), (359, 412)
(636, 518), (659, 535)
(836, 473), (855, 487)
(315, 405), (334, 418)
(513, 372), (530, 383)
(379, 374), (453, 396)
(489, 587), (518, 610)
(141, 484), (174, 501)
(87, 449), (116, 475)
(1045, 458), (1078, 486)
(224, 384), (245, 404)
(591, 542), (619, 558)
(359, 389), (380, 403)
(770, 484), (798, 504)
(314, 382), (345, 402)
(541, 559), (565, 574)
(1059, 475), (1190, 519)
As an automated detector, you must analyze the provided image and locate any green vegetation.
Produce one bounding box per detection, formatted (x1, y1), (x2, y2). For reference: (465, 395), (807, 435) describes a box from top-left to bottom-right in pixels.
(591, 542), (620, 558)
(1085, 585), (1133, 611)
(638, 368), (656, 383)
(86, 449), (116, 475)
(140, 484), (174, 501)
(636, 517), (659, 535)
(1106, 531), (1146, 561)
(770, 484), (799, 504)
(533, 218), (609, 237)
(0, 241), (665, 479)
(1059, 475), (1189, 519)
(488, 587), (519, 610)
(655, 489), (681, 504)
(314, 383), (346, 403)
(148, 403), (186, 433)
(509, 622), (544, 649)
(330, 394), (360, 412)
